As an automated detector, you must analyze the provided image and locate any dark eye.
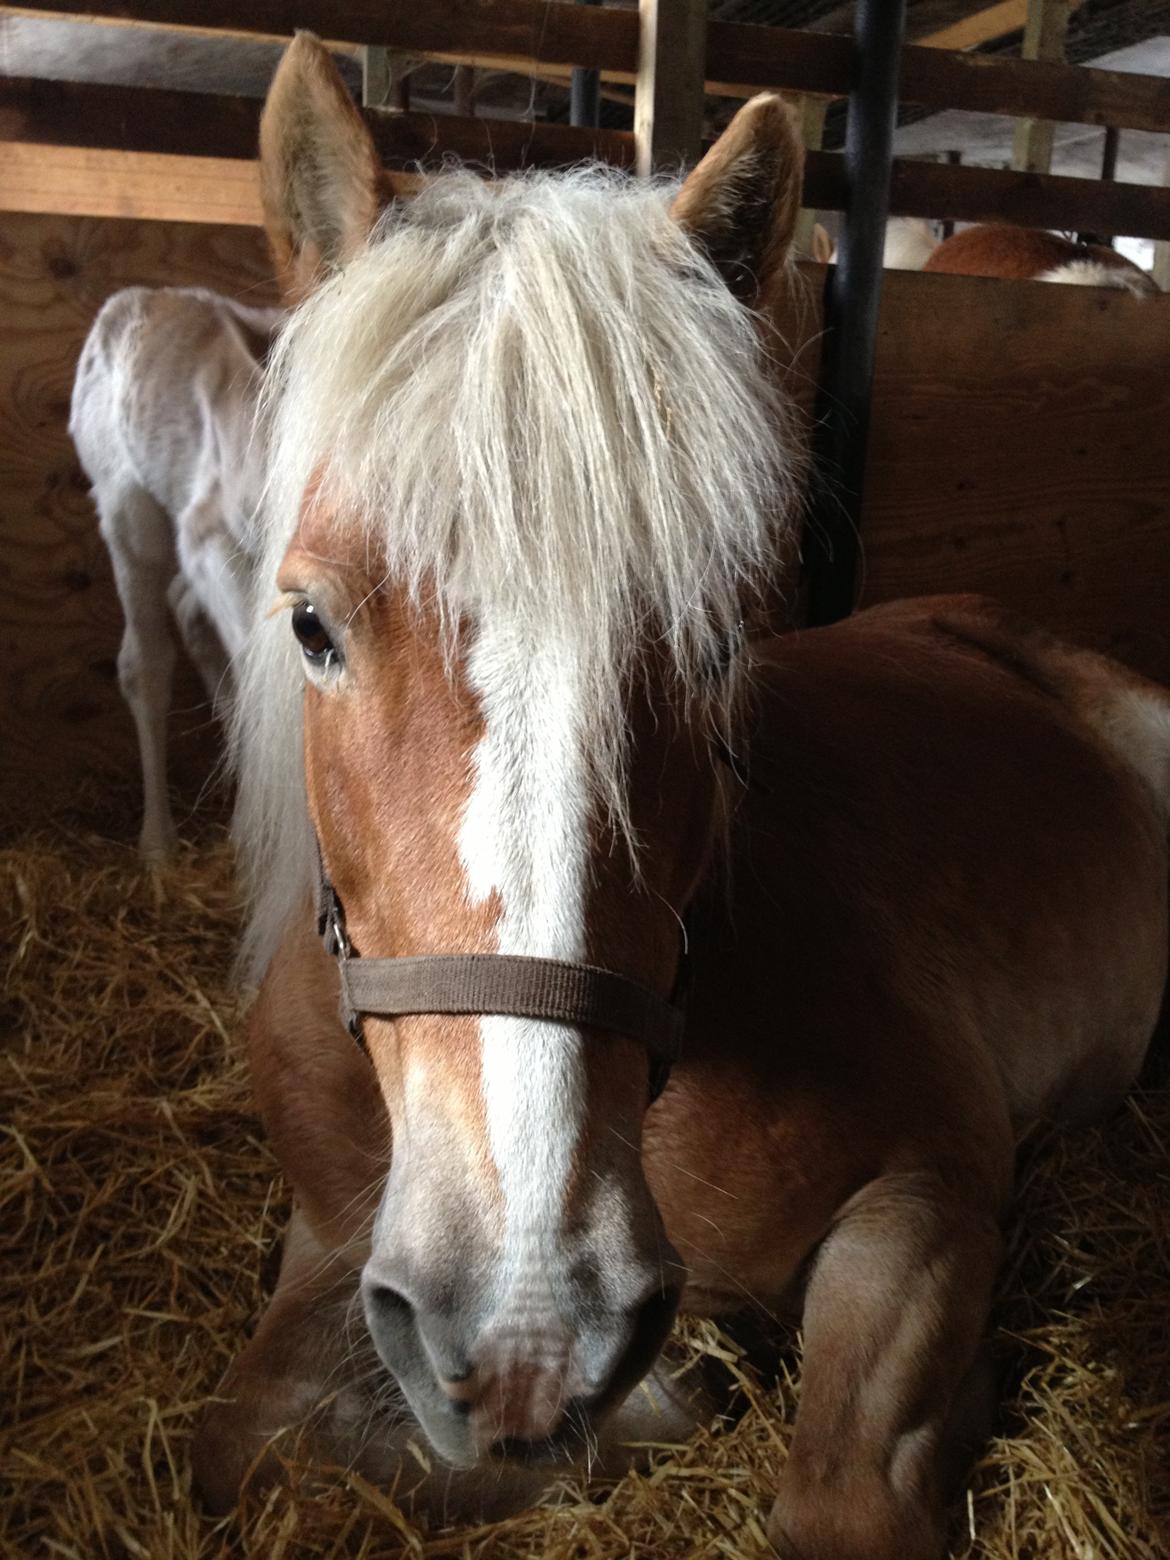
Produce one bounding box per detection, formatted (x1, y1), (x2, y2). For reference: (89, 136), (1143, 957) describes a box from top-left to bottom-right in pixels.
(291, 600), (338, 668)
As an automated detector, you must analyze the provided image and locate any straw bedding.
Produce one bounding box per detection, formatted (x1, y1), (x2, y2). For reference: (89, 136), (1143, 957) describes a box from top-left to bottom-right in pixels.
(2, 824), (1167, 1558)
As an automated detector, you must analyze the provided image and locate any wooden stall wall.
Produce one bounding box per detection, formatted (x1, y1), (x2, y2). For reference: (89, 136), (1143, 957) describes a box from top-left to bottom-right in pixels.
(2, 228), (1168, 838)
(0, 211), (276, 836)
(859, 268), (1170, 683)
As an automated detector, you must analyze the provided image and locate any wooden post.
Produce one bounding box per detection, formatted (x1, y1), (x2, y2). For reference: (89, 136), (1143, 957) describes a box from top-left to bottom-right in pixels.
(1153, 146), (1170, 291)
(362, 46), (411, 112)
(635, 0), (707, 177)
(793, 94), (831, 257)
(1010, 0), (1074, 174)
(453, 64), (475, 118)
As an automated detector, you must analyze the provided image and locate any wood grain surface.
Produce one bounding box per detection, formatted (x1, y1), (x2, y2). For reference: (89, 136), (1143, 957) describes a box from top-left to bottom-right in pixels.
(858, 267), (1170, 684)
(0, 211), (277, 835)
(2, 228), (1168, 838)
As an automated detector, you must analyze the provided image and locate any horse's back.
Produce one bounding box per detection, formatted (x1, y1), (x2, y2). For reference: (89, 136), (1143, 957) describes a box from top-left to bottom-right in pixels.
(734, 595), (1169, 1128)
(71, 286), (279, 525)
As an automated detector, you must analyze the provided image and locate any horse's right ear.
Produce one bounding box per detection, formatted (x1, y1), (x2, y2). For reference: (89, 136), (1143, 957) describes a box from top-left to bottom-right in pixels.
(670, 94), (804, 305)
(260, 32), (382, 301)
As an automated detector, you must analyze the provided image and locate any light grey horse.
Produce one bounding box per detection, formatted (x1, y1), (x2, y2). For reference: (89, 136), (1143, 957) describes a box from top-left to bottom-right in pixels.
(71, 286), (283, 858)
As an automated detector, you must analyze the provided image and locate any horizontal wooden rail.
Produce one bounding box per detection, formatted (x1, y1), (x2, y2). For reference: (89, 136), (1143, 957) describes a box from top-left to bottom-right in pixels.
(1, 1), (640, 69)
(8, 1), (1170, 133)
(5, 75), (1170, 237)
(0, 75), (635, 168)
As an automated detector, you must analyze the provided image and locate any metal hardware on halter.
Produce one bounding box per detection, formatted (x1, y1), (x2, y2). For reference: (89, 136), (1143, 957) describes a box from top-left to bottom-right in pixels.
(313, 843), (684, 1103)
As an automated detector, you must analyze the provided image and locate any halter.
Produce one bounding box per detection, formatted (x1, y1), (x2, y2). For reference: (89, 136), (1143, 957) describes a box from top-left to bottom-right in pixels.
(315, 849), (684, 1103)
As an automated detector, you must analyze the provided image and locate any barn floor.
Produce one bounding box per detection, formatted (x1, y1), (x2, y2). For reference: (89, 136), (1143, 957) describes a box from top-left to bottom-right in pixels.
(2, 824), (1168, 1559)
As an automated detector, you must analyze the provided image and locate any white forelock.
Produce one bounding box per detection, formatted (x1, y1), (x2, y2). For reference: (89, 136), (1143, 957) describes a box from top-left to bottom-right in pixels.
(231, 165), (803, 976)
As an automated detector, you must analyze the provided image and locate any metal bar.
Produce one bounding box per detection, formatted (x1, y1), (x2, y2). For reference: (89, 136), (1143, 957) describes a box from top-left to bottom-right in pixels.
(1079, 123), (1120, 245)
(940, 148), (961, 239)
(571, 0), (602, 128)
(805, 0), (908, 627)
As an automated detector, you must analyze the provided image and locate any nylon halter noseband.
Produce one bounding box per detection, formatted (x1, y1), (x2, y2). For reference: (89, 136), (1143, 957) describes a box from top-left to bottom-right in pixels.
(315, 850), (684, 1104)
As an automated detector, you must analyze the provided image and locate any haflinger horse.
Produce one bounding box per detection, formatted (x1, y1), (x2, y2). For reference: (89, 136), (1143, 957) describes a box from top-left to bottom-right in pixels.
(195, 34), (1170, 1559)
(920, 222), (1158, 293)
(72, 286), (283, 859)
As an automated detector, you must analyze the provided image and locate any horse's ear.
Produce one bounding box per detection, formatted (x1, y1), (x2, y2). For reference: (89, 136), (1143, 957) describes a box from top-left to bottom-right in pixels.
(260, 32), (382, 301)
(811, 221), (834, 265)
(670, 94), (804, 305)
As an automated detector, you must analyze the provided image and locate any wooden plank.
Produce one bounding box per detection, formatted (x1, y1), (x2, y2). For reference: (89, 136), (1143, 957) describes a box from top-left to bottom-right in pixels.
(881, 157), (1170, 241)
(0, 209), (279, 827)
(0, 75), (264, 160)
(2, 1), (641, 70)
(918, 1), (1028, 50)
(0, 142), (264, 224)
(6, 83), (1170, 240)
(11, 3), (1170, 134)
(857, 267), (1170, 685)
(893, 40), (1170, 134)
(1011, 0), (1074, 175)
(635, 0), (707, 177)
(0, 76), (635, 170)
(802, 153), (1170, 241)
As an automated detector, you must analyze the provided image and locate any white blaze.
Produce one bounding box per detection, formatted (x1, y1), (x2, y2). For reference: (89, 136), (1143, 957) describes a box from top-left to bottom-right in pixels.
(458, 618), (591, 1297)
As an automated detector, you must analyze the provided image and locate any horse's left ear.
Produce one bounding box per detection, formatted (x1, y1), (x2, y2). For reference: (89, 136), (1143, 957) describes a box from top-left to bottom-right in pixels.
(260, 32), (382, 302)
(670, 94), (804, 305)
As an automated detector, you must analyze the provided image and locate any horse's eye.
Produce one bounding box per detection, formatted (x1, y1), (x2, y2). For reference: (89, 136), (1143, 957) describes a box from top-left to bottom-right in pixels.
(291, 600), (337, 667)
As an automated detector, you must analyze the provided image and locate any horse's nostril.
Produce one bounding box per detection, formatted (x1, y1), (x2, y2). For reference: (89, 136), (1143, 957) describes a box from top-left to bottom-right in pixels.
(367, 1282), (414, 1324)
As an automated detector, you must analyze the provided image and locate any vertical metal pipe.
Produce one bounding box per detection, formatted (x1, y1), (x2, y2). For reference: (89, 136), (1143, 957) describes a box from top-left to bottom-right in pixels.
(940, 148), (961, 239)
(804, 0), (908, 627)
(571, 0), (602, 129)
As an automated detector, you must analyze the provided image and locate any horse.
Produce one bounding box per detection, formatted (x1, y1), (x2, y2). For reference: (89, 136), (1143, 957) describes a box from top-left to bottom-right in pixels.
(919, 222), (1158, 293)
(194, 35), (1170, 1559)
(71, 286), (283, 859)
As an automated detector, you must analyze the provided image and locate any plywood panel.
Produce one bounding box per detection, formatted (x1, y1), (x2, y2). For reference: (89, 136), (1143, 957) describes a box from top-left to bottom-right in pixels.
(0, 211), (277, 833)
(858, 267), (1170, 683)
(4, 237), (1168, 837)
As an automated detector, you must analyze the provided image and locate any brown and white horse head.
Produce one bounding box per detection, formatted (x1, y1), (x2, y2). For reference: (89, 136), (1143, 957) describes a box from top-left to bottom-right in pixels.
(240, 35), (804, 1468)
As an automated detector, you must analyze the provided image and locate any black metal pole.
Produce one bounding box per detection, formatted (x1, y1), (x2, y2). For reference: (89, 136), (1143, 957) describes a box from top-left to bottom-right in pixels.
(804, 0), (908, 627)
(570, 0), (601, 129)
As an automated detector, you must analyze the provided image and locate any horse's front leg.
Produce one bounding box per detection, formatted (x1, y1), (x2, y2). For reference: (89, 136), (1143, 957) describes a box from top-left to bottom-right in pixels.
(192, 1205), (380, 1513)
(767, 1172), (1003, 1560)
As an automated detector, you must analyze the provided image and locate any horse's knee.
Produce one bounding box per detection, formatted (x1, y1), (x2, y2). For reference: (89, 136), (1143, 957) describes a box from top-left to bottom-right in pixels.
(767, 1472), (945, 1560)
(118, 629), (175, 705)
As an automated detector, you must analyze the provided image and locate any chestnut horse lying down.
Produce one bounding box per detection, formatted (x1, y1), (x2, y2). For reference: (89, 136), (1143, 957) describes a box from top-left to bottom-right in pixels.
(919, 221), (1158, 293)
(196, 37), (1170, 1559)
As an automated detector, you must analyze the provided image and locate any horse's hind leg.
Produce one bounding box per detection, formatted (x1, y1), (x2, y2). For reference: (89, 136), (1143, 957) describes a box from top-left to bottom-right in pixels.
(96, 482), (179, 860)
(767, 1172), (1003, 1560)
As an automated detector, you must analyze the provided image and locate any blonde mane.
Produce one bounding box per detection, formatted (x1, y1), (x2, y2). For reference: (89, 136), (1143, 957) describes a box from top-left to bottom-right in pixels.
(232, 166), (804, 975)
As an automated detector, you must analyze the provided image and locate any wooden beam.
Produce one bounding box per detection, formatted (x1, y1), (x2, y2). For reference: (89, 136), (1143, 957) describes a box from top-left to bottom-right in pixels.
(5, 75), (1170, 240)
(879, 156), (1170, 240)
(635, 0), (706, 176)
(2, 1), (640, 70)
(918, 1), (1027, 49)
(0, 141), (263, 223)
(801, 152), (1170, 241)
(1153, 146), (1170, 291)
(9, 4), (1170, 134)
(0, 75), (263, 160)
(0, 76), (635, 169)
(1011, 0), (1074, 174)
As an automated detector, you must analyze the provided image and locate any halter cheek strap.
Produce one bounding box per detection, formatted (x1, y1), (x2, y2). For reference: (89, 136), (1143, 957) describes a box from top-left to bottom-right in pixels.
(315, 852), (683, 1103)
